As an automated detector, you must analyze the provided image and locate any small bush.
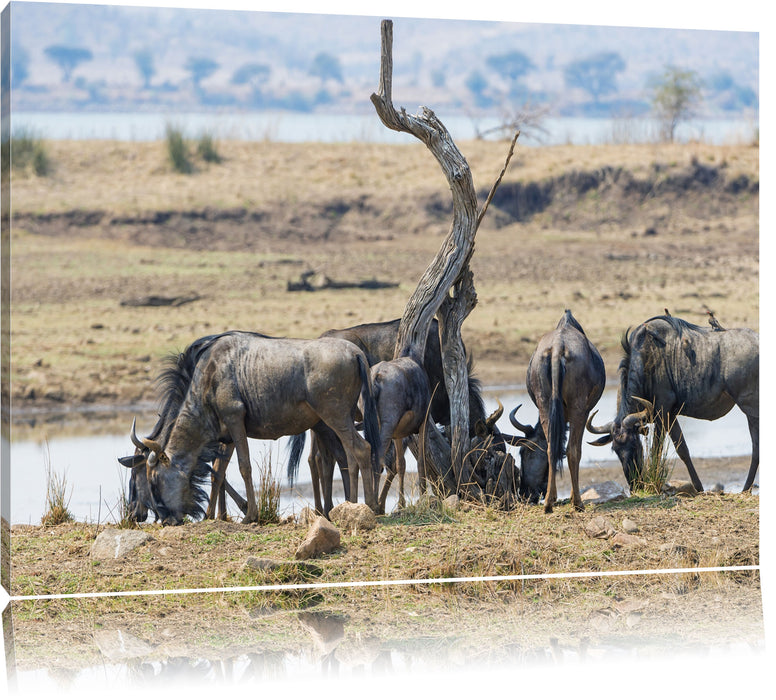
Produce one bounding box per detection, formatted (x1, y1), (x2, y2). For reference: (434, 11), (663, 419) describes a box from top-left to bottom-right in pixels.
(11, 128), (51, 176)
(165, 124), (193, 174)
(196, 131), (222, 163)
(633, 406), (675, 494)
(255, 456), (281, 525)
(41, 452), (74, 527)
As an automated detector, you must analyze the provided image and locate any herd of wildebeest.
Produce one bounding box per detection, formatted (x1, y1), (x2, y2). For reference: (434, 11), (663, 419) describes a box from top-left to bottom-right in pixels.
(118, 308), (759, 526)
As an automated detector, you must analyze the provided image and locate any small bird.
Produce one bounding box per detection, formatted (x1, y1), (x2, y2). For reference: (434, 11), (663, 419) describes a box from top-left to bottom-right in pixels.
(707, 311), (725, 331)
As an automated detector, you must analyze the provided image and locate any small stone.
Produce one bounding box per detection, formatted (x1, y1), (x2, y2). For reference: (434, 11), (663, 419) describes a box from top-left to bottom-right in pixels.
(584, 516), (616, 539)
(622, 518), (639, 534)
(329, 502), (377, 532)
(91, 528), (151, 559)
(295, 516), (341, 560)
(581, 481), (628, 505)
(612, 532), (647, 547)
(443, 494), (460, 510)
(663, 480), (698, 497)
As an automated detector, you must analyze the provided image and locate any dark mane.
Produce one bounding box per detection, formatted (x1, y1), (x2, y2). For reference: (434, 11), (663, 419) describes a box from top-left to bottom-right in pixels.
(643, 314), (706, 336)
(557, 308), (585, 335)
(152, 330), (276, 444)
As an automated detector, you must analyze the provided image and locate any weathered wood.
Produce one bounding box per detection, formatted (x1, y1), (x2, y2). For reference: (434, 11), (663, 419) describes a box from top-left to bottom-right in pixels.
(370, 20), (478, 364)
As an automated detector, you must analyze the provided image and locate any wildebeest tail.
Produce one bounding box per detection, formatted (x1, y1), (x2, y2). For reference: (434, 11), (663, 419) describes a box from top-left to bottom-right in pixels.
(287, 432), (307, 487)
(549, 349), (568, 476)
(357, 354), (382, 475)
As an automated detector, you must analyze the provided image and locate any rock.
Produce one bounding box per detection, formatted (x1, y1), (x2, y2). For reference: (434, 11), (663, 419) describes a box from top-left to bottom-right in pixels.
(295, 516), (341, 560)
(580, 481), (628, 505)
(443, 494), (460, 510)
(708, 482), (725, 493)
(298, 506), (319, 527)
(612, 532), (647, 547)
(91, 528), (151, 559)
(94, 628), (155, 661)
(584, 516), (616, 539)
(663, 480), (698, 497)
(329, 502), (377, 532)
(622, 517), (639, 534)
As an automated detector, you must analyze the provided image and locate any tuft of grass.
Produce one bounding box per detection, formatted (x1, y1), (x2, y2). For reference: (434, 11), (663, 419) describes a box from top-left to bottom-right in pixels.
(382, 494), (457, 526)
(196, 131), (222, 163)
(165, 124), (193, 174)
(632, 405), (675, 495)
(41, 446), (74, 527)
(255, 456), (281, 525)
(11, 127), (51, 176)
(113, 476), (137, 529)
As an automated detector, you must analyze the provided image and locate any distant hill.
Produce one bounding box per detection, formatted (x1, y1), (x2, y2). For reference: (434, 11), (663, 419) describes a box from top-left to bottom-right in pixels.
(9, 4), (759, 119)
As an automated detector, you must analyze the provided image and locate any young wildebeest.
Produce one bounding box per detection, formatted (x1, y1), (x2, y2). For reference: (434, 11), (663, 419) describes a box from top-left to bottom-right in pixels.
(587, 314), (759, 493)
(363, 353), (431, 514)
(514, 310), (606, 513)
(119, 331), (381, 524)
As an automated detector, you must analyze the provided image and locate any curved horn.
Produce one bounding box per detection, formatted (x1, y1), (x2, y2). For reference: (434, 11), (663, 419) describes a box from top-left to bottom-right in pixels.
(622, 407), (651, 430)
(508, 404), (535, 436)
(632, 396), (654, 413)
(586, 410), (614, 435)
(485, 399), (504, 429)
(130, 418), (146, 451)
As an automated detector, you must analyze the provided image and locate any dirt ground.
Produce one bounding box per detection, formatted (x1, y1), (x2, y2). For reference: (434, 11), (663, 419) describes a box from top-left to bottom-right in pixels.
(8, 139), (759, 412)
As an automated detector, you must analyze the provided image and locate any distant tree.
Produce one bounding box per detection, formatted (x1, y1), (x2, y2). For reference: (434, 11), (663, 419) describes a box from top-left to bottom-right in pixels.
(185, 56), (219, 92)
(44, 45), (93, 82)
(11, 44), (29, 87)
(231, 62), (271, 104)
(431, 68), (446, 88)
(650, 65), (703, 142)
(309, 52), (343, 84)
(485, 50), (534, 96)
(465, 70), (492, 108)
(134, 49), (156, 89)
(564, 52), (625, 103)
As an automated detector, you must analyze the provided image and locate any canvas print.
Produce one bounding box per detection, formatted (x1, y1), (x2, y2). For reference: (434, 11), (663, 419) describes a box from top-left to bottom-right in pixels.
(0, 0), (762, 693)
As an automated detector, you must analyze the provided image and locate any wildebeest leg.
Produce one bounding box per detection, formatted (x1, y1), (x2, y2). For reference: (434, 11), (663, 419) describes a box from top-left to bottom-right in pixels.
(375, 434), (394, 515)
(308, 440), (324, 515)
(223, 413), (258, 523)
(541, 415), (558, 514)
(665, 415), (704, 492)
(742, 413), (759, 491)
(395, 438), (407, 508)
(206, 443), (235, 520)
(331, 421), (377, 511)
(567, 418), (585, 511)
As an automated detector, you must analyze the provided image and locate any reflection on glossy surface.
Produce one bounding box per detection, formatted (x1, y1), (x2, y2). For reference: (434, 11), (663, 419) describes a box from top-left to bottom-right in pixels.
(5, 574), (764, 695)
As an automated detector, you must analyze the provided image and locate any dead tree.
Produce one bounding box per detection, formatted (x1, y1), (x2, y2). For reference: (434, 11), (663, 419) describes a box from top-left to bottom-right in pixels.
(370, 19), (519, 504)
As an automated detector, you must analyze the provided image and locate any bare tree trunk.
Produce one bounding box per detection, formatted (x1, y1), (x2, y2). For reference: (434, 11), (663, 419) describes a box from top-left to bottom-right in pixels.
(370, 20), (478, 491)
(370, 20), (478, 365)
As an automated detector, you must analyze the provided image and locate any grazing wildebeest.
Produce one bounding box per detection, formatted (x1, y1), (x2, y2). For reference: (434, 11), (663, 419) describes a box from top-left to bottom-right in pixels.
(509, 310), (605, 512)
(505, 405), (548, 504)
(586, 314), (759, 492)
(286, 318), (488, 516)
(119, 331), (381, 524)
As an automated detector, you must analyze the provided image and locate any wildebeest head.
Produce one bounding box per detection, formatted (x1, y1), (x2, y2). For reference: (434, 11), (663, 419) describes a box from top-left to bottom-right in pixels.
(118, 418), (209, 525)
(508, 404), (548, 504)
(586, 398), (652, 489)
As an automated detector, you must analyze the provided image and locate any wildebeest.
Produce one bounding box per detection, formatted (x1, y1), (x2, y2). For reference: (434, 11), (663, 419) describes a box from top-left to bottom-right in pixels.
(364, 353), (431, 514)
(586, 314), (759, 492)
(119, 331), (381, 524)
(509, 310), (605, 512)
(287, 318), (488, 516)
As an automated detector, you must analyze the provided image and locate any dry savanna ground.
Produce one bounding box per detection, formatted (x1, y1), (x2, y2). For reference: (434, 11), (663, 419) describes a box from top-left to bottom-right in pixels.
(9, 138), (759, 411)
(5, 136), (761, 676)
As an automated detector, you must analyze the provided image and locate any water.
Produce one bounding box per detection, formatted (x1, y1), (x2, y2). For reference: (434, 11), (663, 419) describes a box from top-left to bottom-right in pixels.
(8, 389), (752, 525)
(12, 111), (757, 146)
